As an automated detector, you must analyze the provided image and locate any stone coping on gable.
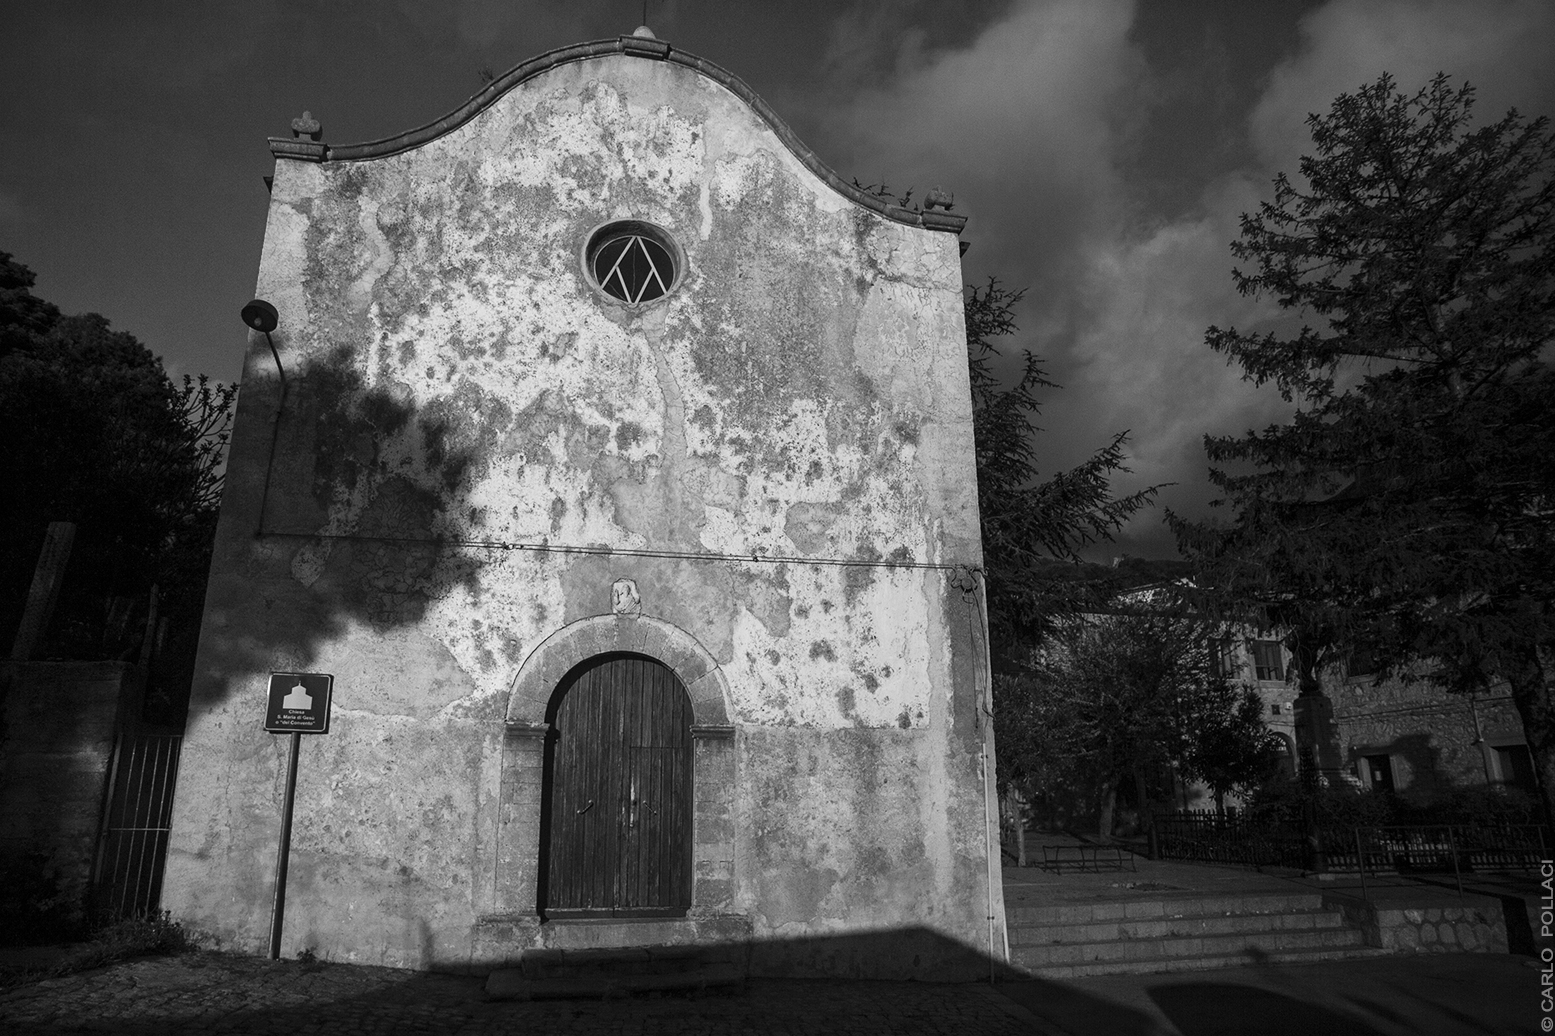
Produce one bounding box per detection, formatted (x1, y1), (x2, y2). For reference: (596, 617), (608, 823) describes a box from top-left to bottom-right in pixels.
(266, 35), (967, 238)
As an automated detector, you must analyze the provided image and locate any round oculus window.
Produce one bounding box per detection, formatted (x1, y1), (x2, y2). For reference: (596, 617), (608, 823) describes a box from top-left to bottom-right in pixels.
(586, 221), (679, 305)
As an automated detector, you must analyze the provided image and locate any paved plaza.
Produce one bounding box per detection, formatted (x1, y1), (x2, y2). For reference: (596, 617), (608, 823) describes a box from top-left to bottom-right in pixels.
(0, 946), (1538, 1035)
(1, 851), (1543, 1034)
(0, 953), (1037, 1036)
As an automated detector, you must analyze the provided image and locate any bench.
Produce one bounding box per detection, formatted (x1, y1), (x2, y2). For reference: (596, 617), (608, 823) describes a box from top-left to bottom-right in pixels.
(1039, 843), (1136, 873)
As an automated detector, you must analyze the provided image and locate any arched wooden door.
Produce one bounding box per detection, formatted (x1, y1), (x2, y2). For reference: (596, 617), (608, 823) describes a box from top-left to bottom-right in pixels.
(542, 654), (693, 917)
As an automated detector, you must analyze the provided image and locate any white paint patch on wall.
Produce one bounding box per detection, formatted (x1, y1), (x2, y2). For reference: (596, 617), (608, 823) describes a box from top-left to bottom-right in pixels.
(728, 563), (934, 728)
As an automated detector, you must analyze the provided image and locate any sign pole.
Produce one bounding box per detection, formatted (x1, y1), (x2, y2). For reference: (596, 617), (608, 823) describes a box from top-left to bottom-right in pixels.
(269, 730), (301, 960)
(262, 671), (332, 960)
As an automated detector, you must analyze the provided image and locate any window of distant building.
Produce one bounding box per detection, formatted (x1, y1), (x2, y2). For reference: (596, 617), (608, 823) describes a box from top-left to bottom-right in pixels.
(1363, 753), (1395, 793)
(586, 221), (680, 304)
(1347, 643), (1379, 680)
(1495, 744), (1537, 793)
(1250, 639), (1284, 682)
(1210, 638), (1238, 680)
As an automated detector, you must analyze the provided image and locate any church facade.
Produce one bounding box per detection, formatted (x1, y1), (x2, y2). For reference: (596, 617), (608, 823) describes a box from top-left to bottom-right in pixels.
(162, 30), (1004, 979)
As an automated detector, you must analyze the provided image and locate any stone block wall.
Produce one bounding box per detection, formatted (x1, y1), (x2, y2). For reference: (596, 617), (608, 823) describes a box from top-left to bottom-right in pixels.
(1330, 672), (1521, 792)
(0, 661), (141, 926)
(1330, 892), (1509, 954)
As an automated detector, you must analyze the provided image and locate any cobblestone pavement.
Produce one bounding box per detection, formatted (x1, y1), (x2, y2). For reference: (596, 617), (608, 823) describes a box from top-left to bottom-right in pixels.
(0, 953), (1046, 1035)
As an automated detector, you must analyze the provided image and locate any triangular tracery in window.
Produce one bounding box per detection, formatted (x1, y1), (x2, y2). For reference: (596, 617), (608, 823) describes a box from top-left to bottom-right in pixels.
(593, 234), (674, 304)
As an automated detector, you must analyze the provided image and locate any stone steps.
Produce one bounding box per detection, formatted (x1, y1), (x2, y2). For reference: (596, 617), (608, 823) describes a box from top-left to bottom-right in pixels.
(1009, 891), (1384, 979)
(1022, 942), (1392, 981)
(1011, 907), (1338, 945)
(1008, 890), (1327, 926)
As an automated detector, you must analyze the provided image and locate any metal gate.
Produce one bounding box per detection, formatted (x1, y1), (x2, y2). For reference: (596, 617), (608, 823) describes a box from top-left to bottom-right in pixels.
(91, 733), (182, 918)
(543, 654), (692, 917)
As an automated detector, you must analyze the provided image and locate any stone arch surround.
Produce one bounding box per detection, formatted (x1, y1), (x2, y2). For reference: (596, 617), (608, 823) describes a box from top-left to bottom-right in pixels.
(504, 613), (732, 727)
(488, 613), (738, 926)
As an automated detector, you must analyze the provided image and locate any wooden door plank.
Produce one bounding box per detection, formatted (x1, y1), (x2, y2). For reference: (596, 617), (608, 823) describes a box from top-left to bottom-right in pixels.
(543, 653), (694, 917)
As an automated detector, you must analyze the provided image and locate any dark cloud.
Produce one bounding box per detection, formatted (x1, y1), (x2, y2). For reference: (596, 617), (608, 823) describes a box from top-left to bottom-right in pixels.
(809, 0), (1555, 557)
(2, 0), (1551, 559)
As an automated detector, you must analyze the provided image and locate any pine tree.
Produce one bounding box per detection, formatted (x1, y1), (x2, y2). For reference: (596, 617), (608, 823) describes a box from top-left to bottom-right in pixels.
(1171, 75), (1555, 820)
(965, 280), (1158, 642)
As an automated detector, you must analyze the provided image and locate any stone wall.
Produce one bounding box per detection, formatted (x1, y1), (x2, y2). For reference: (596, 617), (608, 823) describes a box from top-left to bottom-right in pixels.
(1329, 672), (1521, 793)
(1215, 631), (1527, 795)
(1329, 892), (1509, 954)
(0, 661), (141, 928)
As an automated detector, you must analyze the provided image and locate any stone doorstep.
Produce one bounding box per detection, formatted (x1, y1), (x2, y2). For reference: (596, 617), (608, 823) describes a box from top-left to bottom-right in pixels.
(486, 960), (747, 1001)
(522, 944), (705, 967)
(469, 914), (755, 975)
(1011, 925), (1367, 967)
(1009, 908), (1338, 946)
(1007, 892), (1326, 925)
(520, 944), (712, 979)
(1016, 944), (1392, 981)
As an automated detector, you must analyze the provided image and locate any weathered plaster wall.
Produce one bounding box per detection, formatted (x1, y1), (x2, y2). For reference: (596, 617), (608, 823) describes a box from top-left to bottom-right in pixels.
(163, 48), (997, 977)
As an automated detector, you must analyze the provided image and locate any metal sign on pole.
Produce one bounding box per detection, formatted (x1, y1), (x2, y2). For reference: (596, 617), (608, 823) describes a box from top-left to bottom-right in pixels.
(264, 672), (333, 960)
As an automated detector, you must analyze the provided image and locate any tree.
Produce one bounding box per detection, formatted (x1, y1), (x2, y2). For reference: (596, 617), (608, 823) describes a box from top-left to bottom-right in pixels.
(1170, 75), (1555, 820)
(1, 251), (60, 358)
(1187, 685), (1282, 813)
(997, 608), (1273, 839)
(965, 280), (1160, 642)
(0, 251), (234, 718)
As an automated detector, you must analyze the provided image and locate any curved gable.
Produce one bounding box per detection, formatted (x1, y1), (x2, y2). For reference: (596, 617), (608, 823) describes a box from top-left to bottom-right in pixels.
(267, 33), (966, 237)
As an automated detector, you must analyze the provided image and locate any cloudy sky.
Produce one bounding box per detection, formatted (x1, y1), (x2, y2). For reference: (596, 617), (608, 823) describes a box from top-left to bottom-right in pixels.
(3, 0), (1552, 559)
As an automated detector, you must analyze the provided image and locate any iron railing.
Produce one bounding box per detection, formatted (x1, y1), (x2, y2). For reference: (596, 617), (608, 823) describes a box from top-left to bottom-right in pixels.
(91, 733), (182, 918)
(1155, 810), (1318, 869)
(1155, 810), (1549, 881)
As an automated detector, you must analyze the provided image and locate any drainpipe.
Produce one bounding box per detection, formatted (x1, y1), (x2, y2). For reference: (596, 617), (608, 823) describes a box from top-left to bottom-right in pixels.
(1468, 694), (1495, 786)
(955, 565), (1006, 980)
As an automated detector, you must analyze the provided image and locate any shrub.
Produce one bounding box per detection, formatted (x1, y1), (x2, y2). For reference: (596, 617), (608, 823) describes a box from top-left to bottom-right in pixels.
(1246, 776), (1545, 830)
(40, 912), (190, 978)
(1394, 785), (1543, 827)
(88, 912), (189, 959)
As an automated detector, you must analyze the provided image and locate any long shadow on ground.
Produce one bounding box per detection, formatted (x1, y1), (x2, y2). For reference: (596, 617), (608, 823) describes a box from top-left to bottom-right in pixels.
(1149, 983), (1387, 1036)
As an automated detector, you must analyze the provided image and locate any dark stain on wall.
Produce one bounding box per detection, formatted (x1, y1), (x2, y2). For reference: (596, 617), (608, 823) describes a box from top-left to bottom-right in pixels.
(843, 543), (882, 605)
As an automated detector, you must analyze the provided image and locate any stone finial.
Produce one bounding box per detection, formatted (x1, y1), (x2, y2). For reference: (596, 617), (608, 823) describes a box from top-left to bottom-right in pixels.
(611, 578), (642, 616)
(925, 187), (954, 212)
(632, 25), (657, 38)
(290, 111), (323, 141)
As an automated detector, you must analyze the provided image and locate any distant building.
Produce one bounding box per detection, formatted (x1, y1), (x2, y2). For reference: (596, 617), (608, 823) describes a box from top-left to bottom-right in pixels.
(1215, 637), (1530, 798)
(1214, 635), (1298, 781)
(1091, 579), (1531, 810)
(162, 29), (1003, 977)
